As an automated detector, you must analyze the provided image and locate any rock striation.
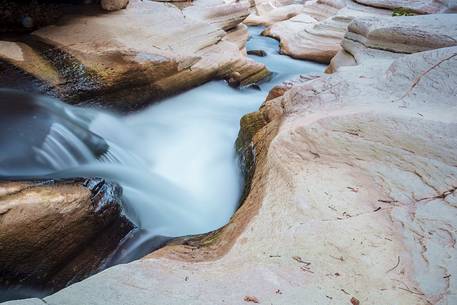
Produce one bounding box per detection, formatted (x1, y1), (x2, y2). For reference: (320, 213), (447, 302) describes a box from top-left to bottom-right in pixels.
(262, 0), (391, 63)
(259, 0), (456, 64)
(328, 13), (457, 71)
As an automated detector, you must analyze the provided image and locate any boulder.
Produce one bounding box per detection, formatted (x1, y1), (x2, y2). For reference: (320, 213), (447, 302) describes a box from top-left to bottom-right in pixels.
(0, 0), (268, 110)
(0, 178), (134, 300)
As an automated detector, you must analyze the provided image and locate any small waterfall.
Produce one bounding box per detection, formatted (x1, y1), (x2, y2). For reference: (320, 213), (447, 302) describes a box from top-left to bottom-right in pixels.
(0, 27), (325, 274)
(34, 122), (96, 170)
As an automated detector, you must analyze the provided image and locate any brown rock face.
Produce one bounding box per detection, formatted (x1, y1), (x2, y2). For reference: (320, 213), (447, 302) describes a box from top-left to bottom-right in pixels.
(0, 178), (134, 299)
(101, 0), (129, 11)
(0, 0), (269, 111)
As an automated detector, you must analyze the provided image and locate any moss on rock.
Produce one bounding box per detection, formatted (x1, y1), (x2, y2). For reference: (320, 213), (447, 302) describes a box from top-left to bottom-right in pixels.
(392, 7), (417, 16)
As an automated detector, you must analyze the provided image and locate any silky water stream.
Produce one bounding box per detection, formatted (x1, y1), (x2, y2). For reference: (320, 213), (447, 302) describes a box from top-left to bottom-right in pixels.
(0, 27), (324, 297)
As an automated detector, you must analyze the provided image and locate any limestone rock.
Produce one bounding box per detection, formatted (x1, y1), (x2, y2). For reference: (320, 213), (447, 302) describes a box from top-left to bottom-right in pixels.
(101, 0), (129, 11)
(0, 178), (134, 298)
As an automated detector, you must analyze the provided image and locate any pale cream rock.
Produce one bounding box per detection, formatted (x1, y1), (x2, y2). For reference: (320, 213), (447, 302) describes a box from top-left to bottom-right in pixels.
(353, 0), (448, 13)
(263, 2), (390, 63)
(0, 0), (267, 108)
(244, 3), (305, 25)
(183, 1), (251, 30)
(301, 0), (346, 21)
(329, 14), (457, 71)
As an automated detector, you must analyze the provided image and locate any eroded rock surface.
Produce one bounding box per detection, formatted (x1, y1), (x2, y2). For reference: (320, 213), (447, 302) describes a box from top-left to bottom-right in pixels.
(0, 178), (133, 299)
(260, 0), (456, 64)
(353, 0), (449, 14)
(263, 0), (391, 63)
(0, 0), (268, 110)
(328, 13), (457, 71)
(7, 13), (457, 305)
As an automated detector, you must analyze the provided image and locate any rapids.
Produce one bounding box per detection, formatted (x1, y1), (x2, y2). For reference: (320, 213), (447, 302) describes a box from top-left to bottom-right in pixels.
(0, 27), (324, 265)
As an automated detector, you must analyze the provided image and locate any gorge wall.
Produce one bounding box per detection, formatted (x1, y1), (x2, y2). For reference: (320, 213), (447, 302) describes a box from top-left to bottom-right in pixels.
(1, 0), (457, 304)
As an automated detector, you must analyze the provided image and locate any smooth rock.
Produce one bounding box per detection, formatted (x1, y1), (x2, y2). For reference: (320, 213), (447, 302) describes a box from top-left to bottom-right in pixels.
(245, 4), (305, 25)
(0, 178), (134, 298)
(0, 0), (268, 110)
(263, 1), (390, 63)
(329, 14), (457, 71)
(353, 0), (448, 14)
(184, 1), (250, 31)
(301, 0), (346, 21)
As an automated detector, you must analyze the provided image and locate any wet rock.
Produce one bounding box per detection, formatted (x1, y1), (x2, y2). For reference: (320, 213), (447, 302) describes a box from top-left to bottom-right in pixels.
(0, 178), (134, 301)
(247, 49), (267, 56)
(227, 71), (242, 87)
(0, 0), (268, 110)
(235, 110), (268, 200)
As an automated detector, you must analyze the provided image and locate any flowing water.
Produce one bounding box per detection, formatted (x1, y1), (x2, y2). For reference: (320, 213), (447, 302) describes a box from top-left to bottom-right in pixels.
(0, 27), (324, 275)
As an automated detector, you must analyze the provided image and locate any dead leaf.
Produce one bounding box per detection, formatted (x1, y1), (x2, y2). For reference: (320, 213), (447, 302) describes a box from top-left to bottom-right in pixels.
(244, 296), (259, 303)
(347, 187), (359, 192)
(292, 256), (311, 265)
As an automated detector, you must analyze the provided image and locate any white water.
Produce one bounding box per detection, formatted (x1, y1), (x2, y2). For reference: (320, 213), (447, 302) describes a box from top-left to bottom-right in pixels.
(0, 27), (324, 261)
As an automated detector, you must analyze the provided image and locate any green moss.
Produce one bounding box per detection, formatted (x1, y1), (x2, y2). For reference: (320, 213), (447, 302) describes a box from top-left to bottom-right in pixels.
(392, 7), (417, 16)
(235, 111), (267, 152)
(235, 111), (268, 204)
